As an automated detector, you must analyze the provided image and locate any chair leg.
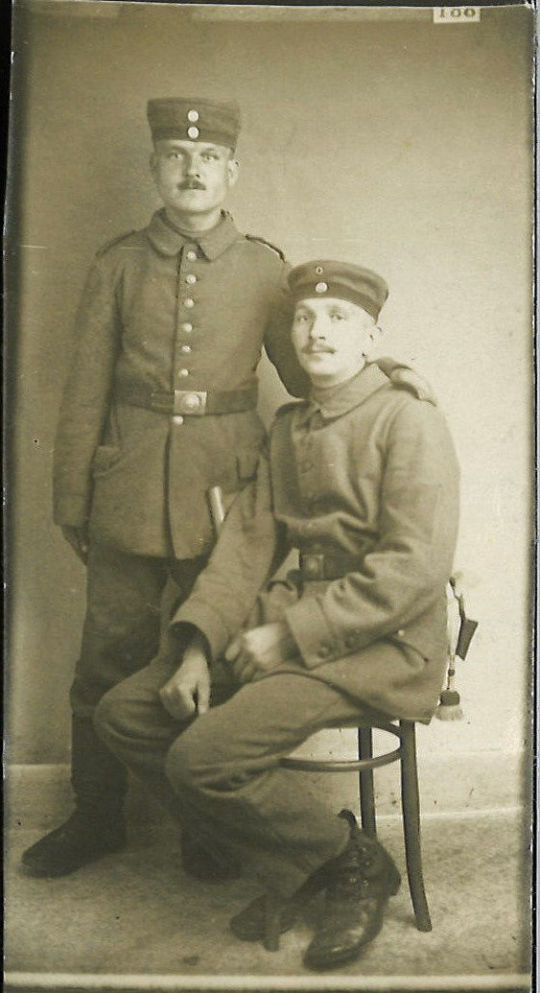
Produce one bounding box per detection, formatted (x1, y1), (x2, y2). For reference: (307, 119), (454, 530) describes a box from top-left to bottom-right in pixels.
(399, 721), (432, 931)
(358, 727), (377, 837)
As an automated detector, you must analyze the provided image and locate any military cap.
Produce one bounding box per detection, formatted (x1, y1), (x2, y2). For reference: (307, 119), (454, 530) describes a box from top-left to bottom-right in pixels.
(147, 97), (241, 150)
(288, 260), (389, 321)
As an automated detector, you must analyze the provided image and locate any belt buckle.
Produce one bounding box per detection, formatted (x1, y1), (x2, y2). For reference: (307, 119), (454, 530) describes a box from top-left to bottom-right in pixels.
(174, 390), (207, 416)
(301, 553), (325, 581)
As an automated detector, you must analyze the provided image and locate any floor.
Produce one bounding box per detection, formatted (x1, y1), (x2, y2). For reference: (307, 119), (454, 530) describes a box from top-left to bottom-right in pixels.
(4, 769), (532, 993)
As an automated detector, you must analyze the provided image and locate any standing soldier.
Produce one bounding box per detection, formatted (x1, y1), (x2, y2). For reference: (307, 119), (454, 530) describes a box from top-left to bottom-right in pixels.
(22, 97), (309, 879)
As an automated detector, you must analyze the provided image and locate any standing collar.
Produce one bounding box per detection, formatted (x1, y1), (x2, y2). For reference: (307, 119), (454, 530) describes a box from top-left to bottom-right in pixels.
(296, 362), (390, 426)
(146, 209), (241, 259)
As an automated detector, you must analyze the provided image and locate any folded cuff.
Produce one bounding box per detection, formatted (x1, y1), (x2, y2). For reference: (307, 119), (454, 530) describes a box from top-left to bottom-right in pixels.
(285, 595), (343, 669)
(171, 597), (232, 662)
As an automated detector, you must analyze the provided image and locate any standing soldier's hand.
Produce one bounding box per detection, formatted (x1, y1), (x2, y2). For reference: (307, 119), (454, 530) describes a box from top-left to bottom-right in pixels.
(61, 525), (90, 564)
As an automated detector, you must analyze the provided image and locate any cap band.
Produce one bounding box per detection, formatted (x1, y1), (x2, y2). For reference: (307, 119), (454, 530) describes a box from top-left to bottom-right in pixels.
(288, 260), (388, 322)
(290, 282), (381, 321)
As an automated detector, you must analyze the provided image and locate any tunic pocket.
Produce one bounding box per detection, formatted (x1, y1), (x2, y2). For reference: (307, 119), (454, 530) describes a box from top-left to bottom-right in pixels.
(91, 444), (122, 476)
(386, 631), (429, 665)
(236, 447), (260, 483)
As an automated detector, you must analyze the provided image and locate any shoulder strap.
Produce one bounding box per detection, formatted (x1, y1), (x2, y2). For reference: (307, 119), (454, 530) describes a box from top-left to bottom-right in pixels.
(95, 230), (137, 258)
(245, 234), (286, 262)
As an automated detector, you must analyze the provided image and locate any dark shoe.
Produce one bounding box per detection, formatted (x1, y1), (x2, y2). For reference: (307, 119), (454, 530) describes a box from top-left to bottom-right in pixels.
(230, 862), (331, 943)
(303, 810), (400, 971)
(230, 894), (299, 943)
(181, 830), (242, 883)
(21, 810), (127, 878)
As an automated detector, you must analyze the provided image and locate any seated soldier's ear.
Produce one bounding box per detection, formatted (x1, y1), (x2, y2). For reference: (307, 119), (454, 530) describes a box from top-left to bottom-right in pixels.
(362, 323), (383, 358)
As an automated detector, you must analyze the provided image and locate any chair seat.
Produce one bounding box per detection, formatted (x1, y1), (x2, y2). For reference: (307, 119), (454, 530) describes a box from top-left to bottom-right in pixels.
(279, 721), (402, 773)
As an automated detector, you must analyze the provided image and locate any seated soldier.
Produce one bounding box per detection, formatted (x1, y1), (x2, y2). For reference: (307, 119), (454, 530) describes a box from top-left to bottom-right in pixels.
(95, 260), (460, 971)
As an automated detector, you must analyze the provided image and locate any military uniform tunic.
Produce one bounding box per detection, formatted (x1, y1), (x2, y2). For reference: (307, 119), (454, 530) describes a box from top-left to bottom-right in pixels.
(57, 208), (307, 718)
(173, 361), (460, 721)
(54, 208), (307, 560)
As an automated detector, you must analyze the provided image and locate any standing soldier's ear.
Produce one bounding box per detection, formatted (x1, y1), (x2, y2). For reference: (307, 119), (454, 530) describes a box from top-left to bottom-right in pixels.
(226, 157), (240, 187)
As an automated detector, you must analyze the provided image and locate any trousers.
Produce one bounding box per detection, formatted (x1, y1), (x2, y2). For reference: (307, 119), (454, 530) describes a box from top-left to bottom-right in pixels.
(68, 541), (206, 812)
(70, 541), (207, 717)
(95, 651), (389, 897)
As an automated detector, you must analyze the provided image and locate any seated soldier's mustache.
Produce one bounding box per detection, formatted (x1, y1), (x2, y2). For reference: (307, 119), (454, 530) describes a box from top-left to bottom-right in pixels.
(303, 342), (336, 354)
(178, 179), (206, 190)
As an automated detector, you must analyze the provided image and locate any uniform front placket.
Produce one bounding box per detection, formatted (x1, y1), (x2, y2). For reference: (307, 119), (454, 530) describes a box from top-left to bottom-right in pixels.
(294, 415), (318, 542)
(173, 243), (200, 426)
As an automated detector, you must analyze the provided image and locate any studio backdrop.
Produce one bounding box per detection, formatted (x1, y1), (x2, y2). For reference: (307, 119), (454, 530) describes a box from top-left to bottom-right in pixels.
(6, 2), (533, 816)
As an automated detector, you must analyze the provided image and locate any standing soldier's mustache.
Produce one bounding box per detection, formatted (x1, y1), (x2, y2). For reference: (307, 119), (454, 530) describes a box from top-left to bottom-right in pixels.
(179, 179), (206, 190)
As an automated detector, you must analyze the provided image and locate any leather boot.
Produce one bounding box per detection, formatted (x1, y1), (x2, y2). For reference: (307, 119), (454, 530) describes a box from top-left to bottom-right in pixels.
(21, 716), (128, 877)
(303, 809), (401, 971)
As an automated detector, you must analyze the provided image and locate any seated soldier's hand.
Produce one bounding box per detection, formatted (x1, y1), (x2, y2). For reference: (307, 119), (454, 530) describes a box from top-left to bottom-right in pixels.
(225, 621), (298, 684)
(159, 632), (210, 721)
(61, 524), (90, 564)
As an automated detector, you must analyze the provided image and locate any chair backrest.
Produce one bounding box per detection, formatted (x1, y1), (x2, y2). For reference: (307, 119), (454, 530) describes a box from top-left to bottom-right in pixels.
(437, 576), (478, 720)
(446, 575), (478, 662)
(446, 581), (462, 660)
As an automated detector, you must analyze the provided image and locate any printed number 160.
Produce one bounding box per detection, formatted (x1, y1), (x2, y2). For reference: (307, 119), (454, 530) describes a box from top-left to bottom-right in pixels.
(433, 7), (480, 22)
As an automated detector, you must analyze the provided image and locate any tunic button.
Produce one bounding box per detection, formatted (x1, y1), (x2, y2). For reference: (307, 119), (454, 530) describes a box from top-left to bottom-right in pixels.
(186, 274), (197, 284)
(184, 298), (195, 308)
(397, 629), (405, 637)
(181, 322), (193, 333)
(179, 368), (190, 377)
(181, 345), (192, 354)
(172, 415), (184, 426)
(187, 126), (200, 139)
(186, 250), (197, 262)
(187, 109), (199, 122)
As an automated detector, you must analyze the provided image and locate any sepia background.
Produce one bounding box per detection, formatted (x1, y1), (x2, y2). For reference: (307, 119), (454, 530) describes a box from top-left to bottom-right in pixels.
(8, 0), (533, 790)
(5, 0), (534, 985)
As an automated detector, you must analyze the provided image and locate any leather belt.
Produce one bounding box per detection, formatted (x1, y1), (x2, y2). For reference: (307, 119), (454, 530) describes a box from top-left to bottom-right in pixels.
(116, 383), (258, 417)
(298, 551), (361, 581)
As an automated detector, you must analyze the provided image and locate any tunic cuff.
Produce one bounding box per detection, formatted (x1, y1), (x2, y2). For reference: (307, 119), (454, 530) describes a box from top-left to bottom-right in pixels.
(285, 595), (343, 669)
(171, 597), (232, 662)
